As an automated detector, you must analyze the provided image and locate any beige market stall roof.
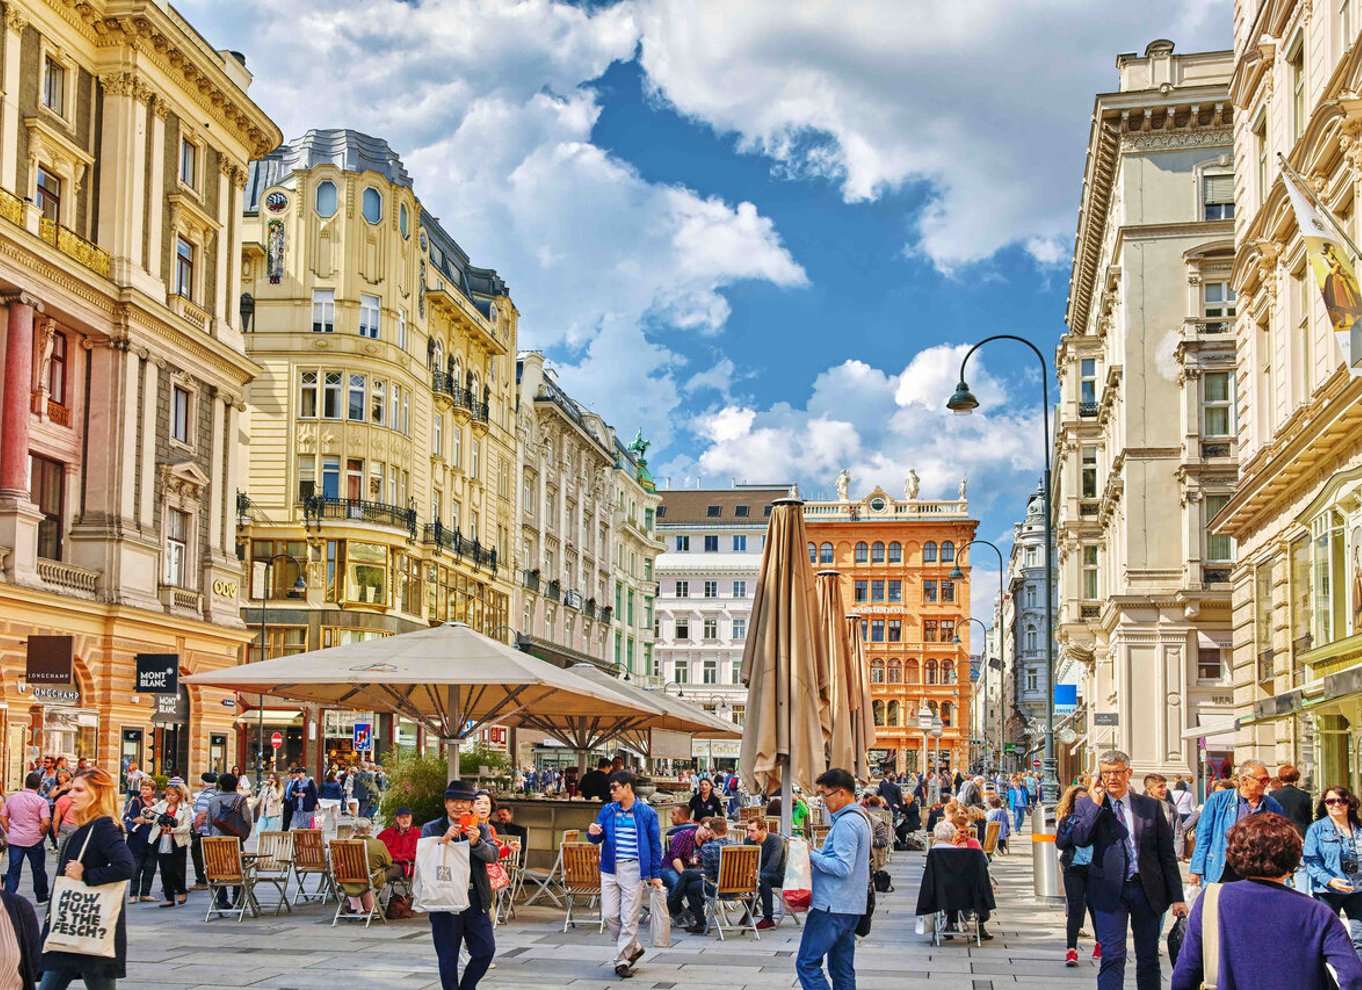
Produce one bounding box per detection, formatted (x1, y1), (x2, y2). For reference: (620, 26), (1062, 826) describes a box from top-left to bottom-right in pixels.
(563, 664), (742, 738)
(183, 622), (646, 746)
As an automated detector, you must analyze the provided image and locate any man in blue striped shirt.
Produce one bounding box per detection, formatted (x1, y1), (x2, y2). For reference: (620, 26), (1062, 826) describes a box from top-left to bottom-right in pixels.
(588, 770), (663, 978)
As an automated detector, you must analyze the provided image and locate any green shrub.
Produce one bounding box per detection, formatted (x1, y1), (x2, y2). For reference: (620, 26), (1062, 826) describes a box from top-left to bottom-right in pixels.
(377, 751), (448, 827)
(151, 774), (169, 791)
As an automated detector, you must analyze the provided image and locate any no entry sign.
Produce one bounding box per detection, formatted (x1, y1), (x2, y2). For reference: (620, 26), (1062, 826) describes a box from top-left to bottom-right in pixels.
(271, 731), (283, 749)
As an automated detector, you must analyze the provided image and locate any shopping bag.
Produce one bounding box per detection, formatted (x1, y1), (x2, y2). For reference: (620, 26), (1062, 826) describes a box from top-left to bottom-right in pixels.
(649, 884), (672, 948)
(486, 860), (511, 893)
(411, 836), (471, 914)
(42, 826), (128, 959)
(782, 838), (812, 912)
(915, 912), (936, 936)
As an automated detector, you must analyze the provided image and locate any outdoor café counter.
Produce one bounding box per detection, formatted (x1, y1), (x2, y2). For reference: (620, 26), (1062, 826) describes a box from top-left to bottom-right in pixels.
(500, 795), (685, 869)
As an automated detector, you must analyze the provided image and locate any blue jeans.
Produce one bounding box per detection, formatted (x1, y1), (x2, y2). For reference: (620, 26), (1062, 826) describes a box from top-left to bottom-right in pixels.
(39, 973), (116, 990)
(6, 842), (47, 901)
(796, 907), (859, 990)
(1092, 879), (1162, 990)
(1012, 806), (1027, 832)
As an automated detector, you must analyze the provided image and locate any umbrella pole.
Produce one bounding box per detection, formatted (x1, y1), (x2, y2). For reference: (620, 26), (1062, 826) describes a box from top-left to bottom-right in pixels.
(447, 737), (462, 784)
(446, 684), (461, 783)
(781, 757), (792, 838)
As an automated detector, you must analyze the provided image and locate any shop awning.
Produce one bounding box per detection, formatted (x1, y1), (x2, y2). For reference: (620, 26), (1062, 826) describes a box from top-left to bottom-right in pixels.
(1181, 714), (1238, 741)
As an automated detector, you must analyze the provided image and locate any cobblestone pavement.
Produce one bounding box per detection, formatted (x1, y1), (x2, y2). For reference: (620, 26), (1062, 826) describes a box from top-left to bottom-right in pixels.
(10, 829), (1175, 988)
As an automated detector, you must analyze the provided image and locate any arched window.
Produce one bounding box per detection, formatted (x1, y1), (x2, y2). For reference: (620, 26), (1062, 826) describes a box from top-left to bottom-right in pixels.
(399, 202), (410, 238)
(887, 700), (900, 726)
(887, 659), (901, 683)
(924, 659), (938, 685)
(1025, 624), (1037, 650)
(808, 542), (817, 563)
(905, 658), (919, 683)
(452, 357), (463, 391)
(315, 180), (338, 218)
(870, 660), (885, 684)
(888, 541), (902, 563)
(941, 541), (955, 562)
(855, 541), (868, 563)
(923, 542), (937, 563)
(362, 187), (383, 224)
(873, 700), (885, 726)
(871, 541), (885, 563)
(819, 542), (834, 564)
(942, 659), (956, 684)
(941, 701), (953, 727)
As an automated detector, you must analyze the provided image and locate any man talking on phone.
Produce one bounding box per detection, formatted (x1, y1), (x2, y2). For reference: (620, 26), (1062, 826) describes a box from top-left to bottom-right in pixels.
(422, 780), (499, 989)
(1057, 750), (1186, 990)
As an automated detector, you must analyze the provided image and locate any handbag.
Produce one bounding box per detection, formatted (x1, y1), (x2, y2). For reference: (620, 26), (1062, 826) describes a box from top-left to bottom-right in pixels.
(1201, 882), (1222, 990)
(486, 860), (511, 893)
(42, 820), (128, 959)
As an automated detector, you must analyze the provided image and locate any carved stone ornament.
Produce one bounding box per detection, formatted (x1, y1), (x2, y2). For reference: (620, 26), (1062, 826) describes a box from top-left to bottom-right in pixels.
(159, 459), (210, 501)
(4, 7), (28, 32)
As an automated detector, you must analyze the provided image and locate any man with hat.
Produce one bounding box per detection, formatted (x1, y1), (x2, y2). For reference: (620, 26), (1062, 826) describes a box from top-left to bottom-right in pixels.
(189, 771), (218, 889)
(422, 780), (498, 989)
(378, 806), (419, 881)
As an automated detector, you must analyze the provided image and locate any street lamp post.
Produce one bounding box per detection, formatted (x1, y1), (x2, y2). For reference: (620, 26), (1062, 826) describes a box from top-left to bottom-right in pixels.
(930, 714), (944, 777)
(253, 553), (306, 776)
(917, 701), (933, 786)
(947, 334), (1057, 805)
(955, 616), (992, 771)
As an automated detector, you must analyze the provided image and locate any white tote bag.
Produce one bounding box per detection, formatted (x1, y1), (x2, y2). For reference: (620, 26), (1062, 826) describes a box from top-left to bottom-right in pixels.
(411, 836), (471, 914)
(43, 823), (128, 959)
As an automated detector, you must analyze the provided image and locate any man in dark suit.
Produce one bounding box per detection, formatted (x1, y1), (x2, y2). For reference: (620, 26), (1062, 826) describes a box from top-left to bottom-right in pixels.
(1057, 749), (1187, 990)
(876, 772), (904, 815)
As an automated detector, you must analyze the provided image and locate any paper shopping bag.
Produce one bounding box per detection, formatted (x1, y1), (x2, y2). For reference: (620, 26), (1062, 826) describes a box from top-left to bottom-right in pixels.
(782, 838), (812, 912)
(412, 836), (471, 914)
(649, 884), (672, 948)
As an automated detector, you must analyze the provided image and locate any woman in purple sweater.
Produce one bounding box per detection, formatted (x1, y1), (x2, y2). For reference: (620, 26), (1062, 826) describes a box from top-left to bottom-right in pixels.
(1172, 813), (1362, 990)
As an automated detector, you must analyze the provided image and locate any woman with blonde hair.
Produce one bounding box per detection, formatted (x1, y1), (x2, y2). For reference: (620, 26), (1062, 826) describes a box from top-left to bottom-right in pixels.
(149, 783), (192, 908)
(38, 768), (135, 988)
(256, 774), (284, 834)
(1055, 784), (1100, 967)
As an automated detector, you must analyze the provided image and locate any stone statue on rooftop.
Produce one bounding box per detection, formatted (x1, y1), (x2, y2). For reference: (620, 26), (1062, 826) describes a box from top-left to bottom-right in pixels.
(835, 468), (851, 502)
(905, 469), (920, 501)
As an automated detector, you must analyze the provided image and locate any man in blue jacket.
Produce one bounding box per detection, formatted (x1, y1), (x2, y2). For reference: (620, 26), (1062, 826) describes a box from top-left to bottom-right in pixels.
(1189, 759), (1283, 887)
(587, 770), (662, 979)
(798, 767), (871, 990)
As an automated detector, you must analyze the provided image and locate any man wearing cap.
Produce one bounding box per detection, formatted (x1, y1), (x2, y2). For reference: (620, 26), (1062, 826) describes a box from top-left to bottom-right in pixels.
(422, 780), (498, 989)
(588, 770), (663, 979)
(190, 771), (218, 889)
(379, 806), (419, 880)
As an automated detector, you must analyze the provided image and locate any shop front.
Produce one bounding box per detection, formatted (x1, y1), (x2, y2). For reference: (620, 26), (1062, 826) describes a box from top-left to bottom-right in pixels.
(320, 708), (377, 772)
(236, 707), (305, 774)
(148, 688), (191, 780)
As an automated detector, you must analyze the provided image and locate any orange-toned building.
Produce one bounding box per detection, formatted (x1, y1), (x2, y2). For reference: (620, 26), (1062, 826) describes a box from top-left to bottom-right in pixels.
(804, 480), (977, 774)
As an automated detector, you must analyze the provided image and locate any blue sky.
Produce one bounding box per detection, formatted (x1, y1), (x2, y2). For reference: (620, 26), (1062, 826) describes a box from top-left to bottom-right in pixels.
(185, 0), (1232, 619)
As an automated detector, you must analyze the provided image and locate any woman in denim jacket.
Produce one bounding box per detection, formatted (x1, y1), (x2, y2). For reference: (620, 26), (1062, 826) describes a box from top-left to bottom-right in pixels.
(1304, 785), (1362, 954)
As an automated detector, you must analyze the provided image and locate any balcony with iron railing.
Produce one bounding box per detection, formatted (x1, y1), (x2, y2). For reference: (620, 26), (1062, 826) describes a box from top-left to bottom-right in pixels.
(302, 496), (417, 537)
(1186, 316), (1234, 335)
(422, 521), (497, 570)
(546, 578), (561, 600)
(523, 569), (541, 592)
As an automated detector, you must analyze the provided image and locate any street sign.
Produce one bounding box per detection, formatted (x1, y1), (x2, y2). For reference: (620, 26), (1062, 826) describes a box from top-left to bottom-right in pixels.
(353, 722), (372, 751)
(1004, 743), (1018, 753)
(220, 698), (235, 707)
(271, 731), (283, 750)
(1054, 683), (1078, 713)
(1094, 712), (1118, 726)
(1033, 759), (1042, 768)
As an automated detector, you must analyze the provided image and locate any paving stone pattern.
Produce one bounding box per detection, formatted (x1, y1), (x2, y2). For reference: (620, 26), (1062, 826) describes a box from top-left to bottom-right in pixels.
(12, 826), (1172, 988)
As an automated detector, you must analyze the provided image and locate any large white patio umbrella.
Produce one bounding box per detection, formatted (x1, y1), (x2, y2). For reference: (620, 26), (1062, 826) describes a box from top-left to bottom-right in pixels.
(183, 622), (645, 779)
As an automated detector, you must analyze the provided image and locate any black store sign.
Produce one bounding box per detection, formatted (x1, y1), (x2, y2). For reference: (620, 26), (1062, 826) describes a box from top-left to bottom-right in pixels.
(151, 691), (188, 725)
(26, 636), (73, 684)
(135, 654), (179, 695)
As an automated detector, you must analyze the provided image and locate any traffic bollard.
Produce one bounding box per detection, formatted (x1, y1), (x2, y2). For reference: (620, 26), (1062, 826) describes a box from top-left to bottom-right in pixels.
(1032, 803), (1063, 902)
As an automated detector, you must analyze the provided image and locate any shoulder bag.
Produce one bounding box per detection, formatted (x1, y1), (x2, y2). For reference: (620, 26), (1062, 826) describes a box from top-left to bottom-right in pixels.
(1200, 882), (1222, 990)
(43, 819), (127, 959)
(848, 808), (876, 937)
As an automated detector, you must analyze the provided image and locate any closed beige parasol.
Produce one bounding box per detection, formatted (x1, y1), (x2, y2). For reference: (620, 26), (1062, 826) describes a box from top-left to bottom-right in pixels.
(816, 570), (856, 776)
(845, 613), (876, 782)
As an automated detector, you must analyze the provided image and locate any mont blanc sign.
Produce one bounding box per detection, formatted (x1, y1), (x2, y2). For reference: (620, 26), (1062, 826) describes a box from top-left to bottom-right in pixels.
(134, 654), (179, 695)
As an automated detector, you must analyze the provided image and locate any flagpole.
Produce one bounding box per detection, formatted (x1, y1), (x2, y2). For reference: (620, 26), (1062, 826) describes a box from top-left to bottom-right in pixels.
(1277, 153), (1362, 261)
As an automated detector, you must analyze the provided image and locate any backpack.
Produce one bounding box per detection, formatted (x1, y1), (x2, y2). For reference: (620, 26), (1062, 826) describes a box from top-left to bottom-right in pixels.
(873, 869), (894, 893)
(353, 771), (375, 802)
(212, 795), (252, 841)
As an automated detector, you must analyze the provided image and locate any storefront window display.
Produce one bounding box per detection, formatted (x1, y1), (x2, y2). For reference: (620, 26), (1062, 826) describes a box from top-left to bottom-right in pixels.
(239, 710), (304, 773)
(42, 707), (97, 763)
(322, 709), (376, 769)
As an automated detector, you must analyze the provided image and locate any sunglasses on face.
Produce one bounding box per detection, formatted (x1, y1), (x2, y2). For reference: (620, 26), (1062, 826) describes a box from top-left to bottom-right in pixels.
(1326, 797), (1349, 806)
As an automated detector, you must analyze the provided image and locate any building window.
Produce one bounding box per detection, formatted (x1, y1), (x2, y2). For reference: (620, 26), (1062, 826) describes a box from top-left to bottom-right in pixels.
(888, 579), (902, 602)
(733, 617), (747, 640)
(321, 456), (340, 499)
(1080, 358), (1098, 408)
(311, 289), (335, 333)
(1203, 371), (1233, 436)
(470, 440), (479, 480)
(925, 659), (938, 683)
(362, 187), (382, 224)
(924, 619), (938, 643)
(299, 371), (319, 417)
(1026, 585), (1037, 608)
(164, 508), (189, 587)
(399, 202), (409, 238)
(703, 581), (718, 598)
(315, 180), (338, 217)
(676, 619), (690, 641)
(1026, 668), (1038, 692)
(871, 580), (884, 602)
(1289, 37), (1306, 141)
(30, 455), (63, 560)
(170, 385), (191, 443)
(941, 579), (955, 603)
(369, 378), (386, 425)
(673, 659), (689, 684)
(174, 238), (195, 299)
(675, 536), (690, 552)
(1202, 173), (1235, 221)
(46, 331), (66, 405)
(705, 504), (721, 517)
(854, 580), (867, 603)
(855, 542), (868, 563)
(347, 374), (365, 421)
(179, 138), (198, 189)
(1082, 545), (1099, 599)
(888, 620), (902, 642)
(941, 541), (955, 562)
(703, 535), (718, 552)
(1197, 648), (1226, 682)
(433, 413), (443, 456)
(297, 455), (315, 501)
(870, 619), (885, 642)
(807, 542), (816, 563)
(397, 307), (407, 350)
(888, 541), (902, 562)
(42, 57), (64, 114)
(732, 534), (747, 552)
(675, 580), (689, 598)
(1025, 624), (1037, 650)
(703, 619), (718, 639)
(923, 542), (937, 563)
(819, 542), (834, 564)
(359, 293), (381, 338)
(1205, 494), (1234, 562)
(871, 541), (884, 563)
(870, 661), (885, 684)
(1255, 116), (1268, 204)
(35, 168), (60, 224)
(732, 580), (747, 598)
(1204, 281), (1237, 321)
(1081, 446), (1098, 498)
(322, 372), (342, 418)
(702, 658), (717, 684)
(923, 580), (937, 603)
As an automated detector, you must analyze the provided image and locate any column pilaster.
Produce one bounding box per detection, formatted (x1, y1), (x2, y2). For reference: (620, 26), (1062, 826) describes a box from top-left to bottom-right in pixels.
(1, 7), (25, 194)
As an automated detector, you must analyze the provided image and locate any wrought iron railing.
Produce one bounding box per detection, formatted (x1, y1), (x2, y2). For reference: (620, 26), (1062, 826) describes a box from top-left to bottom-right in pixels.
(523, 569), (540, 592)
(1078, 401), (1099, 418)
(423, 522), (497, 570)
(546, 578), (561, 600)
(303, 496), (417, 537)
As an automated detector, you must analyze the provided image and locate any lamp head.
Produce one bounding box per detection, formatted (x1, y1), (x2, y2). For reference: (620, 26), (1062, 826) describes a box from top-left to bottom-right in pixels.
(946, 381), (979, 415)
(949, 564), (964, 580)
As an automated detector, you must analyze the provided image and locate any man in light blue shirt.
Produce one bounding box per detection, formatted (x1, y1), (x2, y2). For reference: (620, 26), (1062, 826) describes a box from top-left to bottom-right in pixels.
(797, 768), (871, 990)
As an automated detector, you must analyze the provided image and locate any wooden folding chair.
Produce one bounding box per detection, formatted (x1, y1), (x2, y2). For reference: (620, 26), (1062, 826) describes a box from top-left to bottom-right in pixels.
(738, 807), (763, 823)
(808, 824), (831, 848)
(202, 836), (255, 922)
(251, 831), (294, 915)
(330, 839), (384, 928)
(765, 816), (780, 835)
(704, 843), (761, 940)
(291, 828), (335, 905)
(560, 842), (603, 932)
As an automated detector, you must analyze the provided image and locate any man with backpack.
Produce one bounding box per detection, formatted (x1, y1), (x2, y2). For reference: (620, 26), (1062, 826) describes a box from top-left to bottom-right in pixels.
(798, 768), (871, 990)
(205, 772), (252, 908)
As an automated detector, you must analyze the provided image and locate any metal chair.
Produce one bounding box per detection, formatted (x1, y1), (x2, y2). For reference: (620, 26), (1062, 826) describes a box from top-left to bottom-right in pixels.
(495, 840), (522, 925)
(329, 839), (384, 928)
(523, 830), (578, 907)
(704, 843), (762, 940)
(251, 831), (294, 915)
(561, 842), (603, 932)
(291, 828), (335, 905)
(202, 836), (255, 922)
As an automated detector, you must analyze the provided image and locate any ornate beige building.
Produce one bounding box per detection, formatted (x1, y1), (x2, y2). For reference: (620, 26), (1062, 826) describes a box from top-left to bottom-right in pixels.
(1221, 0), (1362, 795)
(608, 433), (663, 683)
(1056, 41), (1238, 790)
(0, 0), (279, 784)
(238, 129), (517, 770)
